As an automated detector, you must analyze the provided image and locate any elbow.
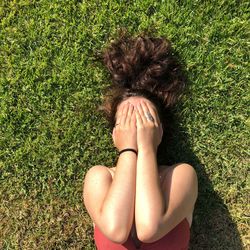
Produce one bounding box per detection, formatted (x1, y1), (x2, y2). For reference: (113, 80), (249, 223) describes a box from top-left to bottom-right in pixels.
(109, 231), (129, 244)
(105, 224), (130, 244)
(137, 232), (156, 244)
(136, 223), (159, 243)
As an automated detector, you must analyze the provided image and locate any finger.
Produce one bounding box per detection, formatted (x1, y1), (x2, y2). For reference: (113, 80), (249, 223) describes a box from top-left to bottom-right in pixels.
(125, 103), (134, 125)
(135, 108), (143, 128)
(146, 103), (161, 125)
(130, 108), (136, 127)
(127, 102), (134, 116)
(140, 100), (156, 124)
(120, 102), (129, 126)
(136, 102), (147, 124)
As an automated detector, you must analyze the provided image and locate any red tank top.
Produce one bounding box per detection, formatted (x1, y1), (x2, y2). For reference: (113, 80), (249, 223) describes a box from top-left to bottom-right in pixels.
(94, 218), (190, 250)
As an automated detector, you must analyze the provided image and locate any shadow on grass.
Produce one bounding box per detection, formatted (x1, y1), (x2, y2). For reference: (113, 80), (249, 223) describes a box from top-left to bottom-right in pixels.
(157, 109), (243, 250)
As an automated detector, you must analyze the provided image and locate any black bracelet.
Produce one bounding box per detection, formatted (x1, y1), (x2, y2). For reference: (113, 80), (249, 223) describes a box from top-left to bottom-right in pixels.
(118, 148), (138, 156)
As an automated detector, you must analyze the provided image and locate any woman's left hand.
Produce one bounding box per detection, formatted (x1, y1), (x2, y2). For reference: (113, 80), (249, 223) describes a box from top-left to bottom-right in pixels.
(134, 100), (163, 152)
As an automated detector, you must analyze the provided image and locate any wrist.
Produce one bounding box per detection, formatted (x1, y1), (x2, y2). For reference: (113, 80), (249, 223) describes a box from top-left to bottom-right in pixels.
(119, 148), (138, 156)
(117, 150), (138, 162)
(138, 146), (157, 155)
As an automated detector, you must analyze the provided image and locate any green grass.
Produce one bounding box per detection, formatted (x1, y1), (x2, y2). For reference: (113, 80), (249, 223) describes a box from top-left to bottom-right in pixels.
(0, 0), (249, 249)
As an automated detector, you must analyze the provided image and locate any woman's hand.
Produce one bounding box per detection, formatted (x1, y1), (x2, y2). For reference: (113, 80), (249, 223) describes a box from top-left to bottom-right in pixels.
(112, 102), (137, 151)
(134, 100), (163, 152)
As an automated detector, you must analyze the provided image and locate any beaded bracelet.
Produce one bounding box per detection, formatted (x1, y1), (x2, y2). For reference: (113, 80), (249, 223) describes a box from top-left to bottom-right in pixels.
(118, 148), (138, 156)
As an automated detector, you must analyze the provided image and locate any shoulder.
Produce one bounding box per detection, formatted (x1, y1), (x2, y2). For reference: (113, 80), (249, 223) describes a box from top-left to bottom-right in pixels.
(160, 163), (197, 179)
(161, 163), (198, 205)
(83, 165), (113, 212)
(159, 163), (198, 206)
(84, 165), (112, 176)
(83, 165), (113, 189)
(172, 163), (197, 185)
(83, 166), (114, 233)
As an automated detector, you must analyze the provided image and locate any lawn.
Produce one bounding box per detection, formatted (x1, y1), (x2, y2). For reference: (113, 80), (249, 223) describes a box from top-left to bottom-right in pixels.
(0, 0), (249, 249)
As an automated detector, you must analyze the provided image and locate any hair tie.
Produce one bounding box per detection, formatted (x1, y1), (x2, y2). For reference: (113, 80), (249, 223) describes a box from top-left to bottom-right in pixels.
(118, 148), (138, 156)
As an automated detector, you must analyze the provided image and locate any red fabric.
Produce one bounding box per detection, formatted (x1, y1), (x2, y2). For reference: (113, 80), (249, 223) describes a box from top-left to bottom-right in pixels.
(94, 218), (190, 250)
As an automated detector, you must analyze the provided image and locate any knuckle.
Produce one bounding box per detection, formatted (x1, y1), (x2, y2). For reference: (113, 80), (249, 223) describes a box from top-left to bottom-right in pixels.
(117, 125), (123, 131)
(137, 125), (144, 130)
(148, 123), (154, 128)
(124, 125), (130, 130)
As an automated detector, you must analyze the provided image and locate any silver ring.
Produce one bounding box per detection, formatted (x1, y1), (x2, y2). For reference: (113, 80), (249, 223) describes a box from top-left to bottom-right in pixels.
(145, 112), (154, 122)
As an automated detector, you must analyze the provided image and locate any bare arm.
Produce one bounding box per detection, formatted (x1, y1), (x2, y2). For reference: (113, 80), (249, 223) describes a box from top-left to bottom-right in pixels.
(135, 158), (198, 243)
(135, 147), (165, 235)
(133, 100), (198, 243)
(83, 153), (136, 243)
(101, 152), (136, 240)
(83, 102), (137, 243)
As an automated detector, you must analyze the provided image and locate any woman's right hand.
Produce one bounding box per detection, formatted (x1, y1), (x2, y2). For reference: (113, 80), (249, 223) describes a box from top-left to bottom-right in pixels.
(112, 102), (137, 152)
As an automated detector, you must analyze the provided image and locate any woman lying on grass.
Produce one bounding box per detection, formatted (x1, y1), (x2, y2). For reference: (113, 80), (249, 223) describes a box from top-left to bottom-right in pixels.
(83, 32), (198, 250)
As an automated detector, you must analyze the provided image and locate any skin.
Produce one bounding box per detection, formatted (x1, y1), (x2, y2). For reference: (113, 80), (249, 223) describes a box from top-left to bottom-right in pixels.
(83, 96), (198, 245)
(112, 97), (163, 153)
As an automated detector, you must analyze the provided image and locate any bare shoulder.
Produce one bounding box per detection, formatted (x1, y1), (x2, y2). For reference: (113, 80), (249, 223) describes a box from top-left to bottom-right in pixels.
(161, 163), (198, 204)
(160, 163), (197, 178)
(84, 165), (112, 180)
(167, 163), (198, 192)
(83, 165), (113, 228)
(83, 165), (113, 198)
(160, 163), (198, 228)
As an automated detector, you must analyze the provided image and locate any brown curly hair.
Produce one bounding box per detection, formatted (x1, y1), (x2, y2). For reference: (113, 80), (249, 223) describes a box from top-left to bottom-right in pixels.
(98, 31), (187, 133)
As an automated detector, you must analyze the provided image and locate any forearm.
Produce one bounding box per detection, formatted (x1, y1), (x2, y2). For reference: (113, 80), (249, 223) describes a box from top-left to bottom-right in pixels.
(135, 147), (165, 230)
(101, 151), (137, 235)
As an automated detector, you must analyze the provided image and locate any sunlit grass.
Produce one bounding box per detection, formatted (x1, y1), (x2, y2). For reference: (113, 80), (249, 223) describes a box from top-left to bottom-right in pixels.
(0, 0), (248, 249)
